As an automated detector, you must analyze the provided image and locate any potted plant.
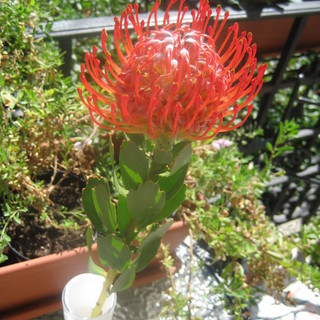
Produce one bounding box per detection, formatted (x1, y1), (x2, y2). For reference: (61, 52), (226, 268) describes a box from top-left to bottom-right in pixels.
(0, 220), (186, 318)
(0, 0), (267, 318)
(0, 0), (97, 266)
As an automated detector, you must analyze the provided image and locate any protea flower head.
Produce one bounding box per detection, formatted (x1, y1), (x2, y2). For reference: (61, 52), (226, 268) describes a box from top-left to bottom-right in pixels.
(79, 0), (266, 142)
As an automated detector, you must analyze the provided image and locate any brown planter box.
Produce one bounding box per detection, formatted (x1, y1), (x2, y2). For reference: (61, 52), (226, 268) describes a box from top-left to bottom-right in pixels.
(0, 221), (188, 320)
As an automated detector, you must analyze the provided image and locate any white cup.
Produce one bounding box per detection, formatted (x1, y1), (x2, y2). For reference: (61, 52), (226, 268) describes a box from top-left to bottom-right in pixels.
(62, 273), (117, 320)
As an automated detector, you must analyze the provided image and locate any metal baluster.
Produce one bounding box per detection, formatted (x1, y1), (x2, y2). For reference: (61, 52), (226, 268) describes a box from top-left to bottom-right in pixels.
(257, 16), (308, 128)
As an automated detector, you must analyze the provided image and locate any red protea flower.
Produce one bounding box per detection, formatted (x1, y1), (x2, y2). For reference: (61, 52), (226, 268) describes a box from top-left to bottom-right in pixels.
(79, 0), (266, 141)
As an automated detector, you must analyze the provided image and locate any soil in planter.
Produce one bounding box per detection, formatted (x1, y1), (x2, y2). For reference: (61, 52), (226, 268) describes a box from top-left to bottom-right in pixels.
(4, 170), (87, 262)
(7, 214), (86, 260)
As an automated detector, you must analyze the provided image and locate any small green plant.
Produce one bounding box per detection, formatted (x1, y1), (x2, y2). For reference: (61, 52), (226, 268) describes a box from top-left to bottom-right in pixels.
(263, 119), (299, 176)
(300, 216), (320, 266)
(0, 1), (94, 263)
(179, 144), (287, 317)
(169, 139), (319, 318)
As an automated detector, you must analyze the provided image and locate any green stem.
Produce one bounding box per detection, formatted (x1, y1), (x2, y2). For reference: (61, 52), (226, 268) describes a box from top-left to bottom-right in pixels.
(0, 209), (22, 246)
(90, 269), (118, 318)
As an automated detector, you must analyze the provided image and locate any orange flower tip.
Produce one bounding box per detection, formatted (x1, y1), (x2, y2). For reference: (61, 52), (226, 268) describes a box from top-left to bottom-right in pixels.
(225, 10), (229, 18)
(260, 63), (267, 73)
(156, 0), (161, 4)
(216, 4), (222, 11)
(230, 69), (235, 74)
(247, 32), (252, 39)
(114, 17), (120, 24)
(101, 29), (108, 40)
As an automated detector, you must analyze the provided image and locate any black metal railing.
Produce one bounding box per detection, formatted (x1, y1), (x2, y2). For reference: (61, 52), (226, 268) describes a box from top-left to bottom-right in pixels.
(39, 1), (320, 224)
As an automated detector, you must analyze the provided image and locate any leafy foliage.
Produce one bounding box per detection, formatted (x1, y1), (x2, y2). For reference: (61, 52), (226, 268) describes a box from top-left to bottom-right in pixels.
(0, 0), (93, 262)
(83, 136), (192, 293)
(174, 142), (320, 318)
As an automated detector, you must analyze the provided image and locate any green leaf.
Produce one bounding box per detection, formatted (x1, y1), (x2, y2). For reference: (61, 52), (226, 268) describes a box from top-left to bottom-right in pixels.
(274, 145), (294, 158)
(0, 254), (8, 264)
(158, 164), (189, 200)
(126, 133), (145, 149)
(86, 226), (94, 249)
(275, 122), (284, 145)
(171, 143), (192, 174)
(97, 234), (131, 272)
(127, 181), (166, 228)
(263, 153), (269, 166)
(157, 184), (186, 221)
(82, 178), (107, 233)
(154, 149), (173, 164)
(109, 137), (127, 196)
(266, 250), (284, 260)
(171, 140), (189, 158)
(120, 141), (149, 190)
(117, 193), (131, 236)
(86, 227), (107, 277)
(112, 267), (136, 293)
(92, 183), (117, 233)
(134, 221), (173, 272)
(13, 215), (21, 224)
(266, 141), (273, 152)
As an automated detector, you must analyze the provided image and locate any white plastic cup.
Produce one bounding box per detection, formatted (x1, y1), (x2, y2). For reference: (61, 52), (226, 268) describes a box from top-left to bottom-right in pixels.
(62, 273), (117, 320)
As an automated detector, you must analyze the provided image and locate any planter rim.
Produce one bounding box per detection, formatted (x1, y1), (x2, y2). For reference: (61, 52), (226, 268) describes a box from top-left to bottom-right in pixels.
(0, 220), (187, 275)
